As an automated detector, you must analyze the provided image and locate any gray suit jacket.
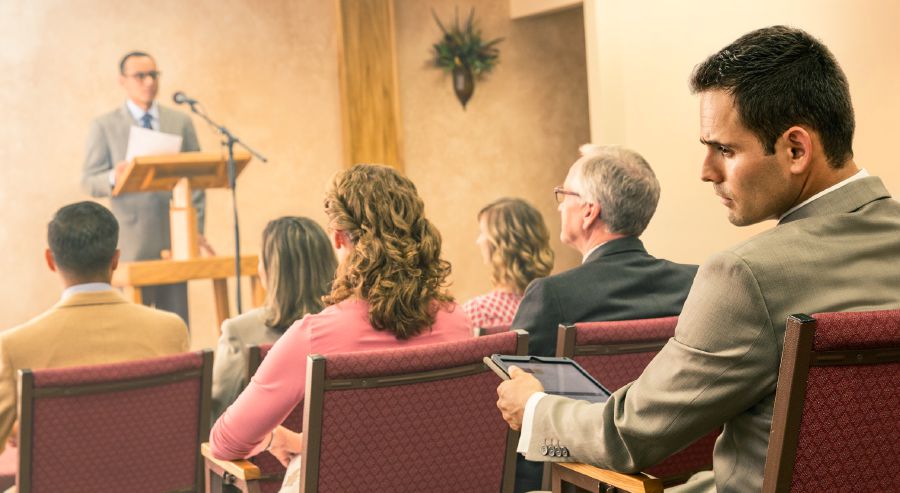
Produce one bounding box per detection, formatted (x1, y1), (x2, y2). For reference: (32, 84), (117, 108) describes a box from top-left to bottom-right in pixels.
(81, 104), (204, 262)
(211, 307), (282, 421)
(524, 177), (900, 492)
(512, 237), (698, 356)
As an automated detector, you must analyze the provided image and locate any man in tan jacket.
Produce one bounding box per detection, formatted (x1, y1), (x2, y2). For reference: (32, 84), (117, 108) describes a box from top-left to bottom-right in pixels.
(0, 201), (188, 453)
(496, 26), (900, 492)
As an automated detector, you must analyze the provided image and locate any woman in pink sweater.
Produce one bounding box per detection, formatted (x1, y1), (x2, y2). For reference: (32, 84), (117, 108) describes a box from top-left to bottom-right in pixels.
(209, 164), (471, 465)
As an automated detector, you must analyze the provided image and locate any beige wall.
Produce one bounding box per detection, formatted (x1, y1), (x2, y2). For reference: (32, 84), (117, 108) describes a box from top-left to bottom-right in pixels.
(0, 1), (588, 350)
(583, 0), (900, 264)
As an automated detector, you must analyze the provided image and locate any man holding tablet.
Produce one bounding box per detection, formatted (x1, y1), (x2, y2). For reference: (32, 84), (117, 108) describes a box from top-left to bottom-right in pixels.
(497, 26), (900, 492)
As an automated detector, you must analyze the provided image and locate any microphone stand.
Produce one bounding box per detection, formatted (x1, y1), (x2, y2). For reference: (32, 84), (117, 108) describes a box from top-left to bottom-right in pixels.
(184, 101), (267, 315)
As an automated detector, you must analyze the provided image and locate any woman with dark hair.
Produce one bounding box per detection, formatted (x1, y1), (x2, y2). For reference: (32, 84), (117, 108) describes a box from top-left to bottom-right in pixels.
(464, 198), (554, 330)
(209, 164), (471, 467)
(210, 217), (337, 420)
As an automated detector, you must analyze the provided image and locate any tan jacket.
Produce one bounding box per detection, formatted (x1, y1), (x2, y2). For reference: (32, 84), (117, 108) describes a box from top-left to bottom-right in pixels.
(0, 290), (189, 452)
(524, 177), (900, 492)
(211, 307), (282, 421)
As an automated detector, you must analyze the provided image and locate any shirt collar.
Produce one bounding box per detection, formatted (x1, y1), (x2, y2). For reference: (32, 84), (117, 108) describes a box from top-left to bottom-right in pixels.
(779, 168), (870, 221)
(61, 282), (113, 301)
(582, 241), (608, 264)
(125, 99), (159, 124)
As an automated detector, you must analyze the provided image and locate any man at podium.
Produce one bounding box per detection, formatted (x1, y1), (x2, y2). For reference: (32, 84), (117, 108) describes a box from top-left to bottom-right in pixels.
(80, 51), (206, 326)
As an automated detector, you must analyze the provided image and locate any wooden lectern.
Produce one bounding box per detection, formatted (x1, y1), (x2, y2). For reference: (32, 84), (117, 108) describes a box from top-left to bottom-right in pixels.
(111, 151), (264, 331)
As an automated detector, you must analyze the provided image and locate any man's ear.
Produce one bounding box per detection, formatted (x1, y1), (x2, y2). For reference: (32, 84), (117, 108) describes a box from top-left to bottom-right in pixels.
(45, 249), (57, 273)
(109, 249), (120, 273)
(582, 202), (602, 230)
(782, 126), (813, 175)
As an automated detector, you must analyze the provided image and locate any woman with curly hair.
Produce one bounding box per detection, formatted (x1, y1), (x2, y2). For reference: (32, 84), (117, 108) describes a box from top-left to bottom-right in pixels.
(464, 198), (554, 330)
(209, 164), (471, 467)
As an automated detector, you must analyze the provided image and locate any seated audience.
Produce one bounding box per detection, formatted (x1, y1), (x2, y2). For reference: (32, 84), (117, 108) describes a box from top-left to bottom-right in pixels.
(211, 216), (337, 420)
(0, 201), (188, 452)
(209, 164), (471, 466)
(464, 198), (554, 330)
(509, 145), (698, 491)
(497, 26), (900, 493)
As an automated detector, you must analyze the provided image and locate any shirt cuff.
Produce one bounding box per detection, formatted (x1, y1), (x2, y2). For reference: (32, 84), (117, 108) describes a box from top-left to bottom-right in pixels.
(516, 391), (547, 454)
(108, 169), (116, 187)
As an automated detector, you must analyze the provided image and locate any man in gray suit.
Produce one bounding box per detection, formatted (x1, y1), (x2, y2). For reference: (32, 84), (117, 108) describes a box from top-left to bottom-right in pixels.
(510, 145), (697, 492)
(497, 26), (900, 492)
(81, 51), (208, 326)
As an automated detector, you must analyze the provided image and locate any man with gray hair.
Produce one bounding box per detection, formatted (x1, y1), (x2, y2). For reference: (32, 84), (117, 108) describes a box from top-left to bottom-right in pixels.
(509, 145), (698, 491)
(511, 145), (697, 357)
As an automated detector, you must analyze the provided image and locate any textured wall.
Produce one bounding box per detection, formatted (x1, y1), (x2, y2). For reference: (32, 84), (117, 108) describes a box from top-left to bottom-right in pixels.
(0, 0), (588, 351)
(583, 0), (900, 265)
(396, 1), (587, 308)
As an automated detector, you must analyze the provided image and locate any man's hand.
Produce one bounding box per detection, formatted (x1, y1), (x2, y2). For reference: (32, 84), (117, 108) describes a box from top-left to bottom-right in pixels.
(496, 365), (544, 431)
(268, 425), (303, 467)
(114, 160), (129, 185)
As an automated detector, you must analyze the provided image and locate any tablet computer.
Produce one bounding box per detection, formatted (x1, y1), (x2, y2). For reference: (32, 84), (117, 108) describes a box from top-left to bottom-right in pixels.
(485, 355), (611, 403)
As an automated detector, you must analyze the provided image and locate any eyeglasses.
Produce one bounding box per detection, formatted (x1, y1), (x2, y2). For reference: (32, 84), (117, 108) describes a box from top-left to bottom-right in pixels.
(553, 186), (580, 204)
(125, 71), (161, 81)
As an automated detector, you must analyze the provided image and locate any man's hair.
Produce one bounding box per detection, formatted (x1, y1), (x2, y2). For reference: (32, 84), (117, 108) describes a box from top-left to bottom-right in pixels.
(690, 25), (854, 168)
(570, 145), (660, 236)
(119, 51), (154, 74)
(48, 202), (119, 277)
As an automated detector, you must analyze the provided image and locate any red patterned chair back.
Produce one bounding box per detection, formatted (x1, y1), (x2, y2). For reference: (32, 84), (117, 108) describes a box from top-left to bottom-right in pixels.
(246, 343), (304, 493)
(763, 310), (900, 492)
(557, 318), (717, 484)
(16, 350), (212, 493)
(474, 325), (511, 337)
(298, 330), (528, 493)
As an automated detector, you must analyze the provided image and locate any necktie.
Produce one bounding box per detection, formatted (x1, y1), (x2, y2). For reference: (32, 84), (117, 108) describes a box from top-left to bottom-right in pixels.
(141, 113), (153, 129)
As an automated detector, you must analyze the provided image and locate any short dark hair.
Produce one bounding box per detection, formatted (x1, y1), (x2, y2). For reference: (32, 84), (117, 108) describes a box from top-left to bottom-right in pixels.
(48, 202), (119, 277)
(119, 51), (154, 74)
(690, 26), (854, 168)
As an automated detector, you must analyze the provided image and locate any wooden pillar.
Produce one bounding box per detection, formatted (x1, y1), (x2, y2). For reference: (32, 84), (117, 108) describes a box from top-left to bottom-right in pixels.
(335, 0), (404, 170)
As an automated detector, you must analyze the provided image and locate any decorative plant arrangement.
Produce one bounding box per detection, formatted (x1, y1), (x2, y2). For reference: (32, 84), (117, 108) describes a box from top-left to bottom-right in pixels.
(431, 8), (503, 109)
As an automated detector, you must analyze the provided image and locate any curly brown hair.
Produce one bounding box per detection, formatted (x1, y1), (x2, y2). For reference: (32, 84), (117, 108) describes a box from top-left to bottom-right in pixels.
(479, 198), (554, 294)
(323, 164), (454, 339)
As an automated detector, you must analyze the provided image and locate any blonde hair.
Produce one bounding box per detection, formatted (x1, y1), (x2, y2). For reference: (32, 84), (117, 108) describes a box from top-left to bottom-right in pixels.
(323, 164), (453, 339)
(261, 217), (337, 332)
(479, 198), (554, 294)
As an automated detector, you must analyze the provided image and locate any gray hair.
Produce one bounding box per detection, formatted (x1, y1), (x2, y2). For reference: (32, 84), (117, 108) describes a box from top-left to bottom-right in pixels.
(569, 145), (660, 236)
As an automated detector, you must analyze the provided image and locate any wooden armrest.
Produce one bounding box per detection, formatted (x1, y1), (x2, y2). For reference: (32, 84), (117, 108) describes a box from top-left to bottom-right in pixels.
(200, 442), (261, 481)
(552, 462), (663, 493)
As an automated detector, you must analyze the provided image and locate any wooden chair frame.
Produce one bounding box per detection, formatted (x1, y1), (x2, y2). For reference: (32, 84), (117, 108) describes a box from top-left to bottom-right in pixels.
(17, 350), (213, 493)
(203, 330), (529, 492)
(762, 313), (900, 492)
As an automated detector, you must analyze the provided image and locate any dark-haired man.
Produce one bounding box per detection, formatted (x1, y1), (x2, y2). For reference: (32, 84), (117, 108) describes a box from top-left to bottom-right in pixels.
(0, 201), (188, 453)
(497, 26), (900, 492)
(81, 51), (208, 326)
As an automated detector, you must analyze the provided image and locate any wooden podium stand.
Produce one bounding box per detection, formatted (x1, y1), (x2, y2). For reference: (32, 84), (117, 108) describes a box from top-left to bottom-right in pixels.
(110, 151), (263, 331)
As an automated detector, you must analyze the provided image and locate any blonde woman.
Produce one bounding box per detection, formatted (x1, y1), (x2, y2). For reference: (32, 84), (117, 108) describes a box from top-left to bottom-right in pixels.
(211, 216), (337, 420)
(210, 164), (471, 467)
(464, 198), (554, 330)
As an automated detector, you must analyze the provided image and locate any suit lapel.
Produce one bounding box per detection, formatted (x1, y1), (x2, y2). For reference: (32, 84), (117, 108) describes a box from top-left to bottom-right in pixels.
(779, 176), (892, 225)
(114, 105), (135, 149)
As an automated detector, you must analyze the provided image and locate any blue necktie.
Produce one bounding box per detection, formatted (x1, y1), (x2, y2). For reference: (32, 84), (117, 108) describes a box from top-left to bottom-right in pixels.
(141, 113), (153, 129)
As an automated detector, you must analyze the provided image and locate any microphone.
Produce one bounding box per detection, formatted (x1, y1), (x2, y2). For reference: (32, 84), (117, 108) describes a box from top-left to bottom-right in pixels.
(172, 91), (198, 106)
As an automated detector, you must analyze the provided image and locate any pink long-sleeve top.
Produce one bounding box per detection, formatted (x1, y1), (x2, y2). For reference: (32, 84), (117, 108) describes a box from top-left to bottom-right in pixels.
(209, 299), (472, 459)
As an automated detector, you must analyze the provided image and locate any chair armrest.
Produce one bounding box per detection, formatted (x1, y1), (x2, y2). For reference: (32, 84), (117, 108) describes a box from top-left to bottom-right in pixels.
(551, 462), (663, 493)
(200, 442), (262, 481)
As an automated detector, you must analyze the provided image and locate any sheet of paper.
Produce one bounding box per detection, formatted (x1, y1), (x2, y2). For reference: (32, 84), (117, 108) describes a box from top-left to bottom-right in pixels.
(279, 454), (303, 492)
(124, 125), (183, 161)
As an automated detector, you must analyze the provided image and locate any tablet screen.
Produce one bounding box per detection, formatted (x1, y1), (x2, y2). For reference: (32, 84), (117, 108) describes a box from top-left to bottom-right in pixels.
(493, 356), (610, 403)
